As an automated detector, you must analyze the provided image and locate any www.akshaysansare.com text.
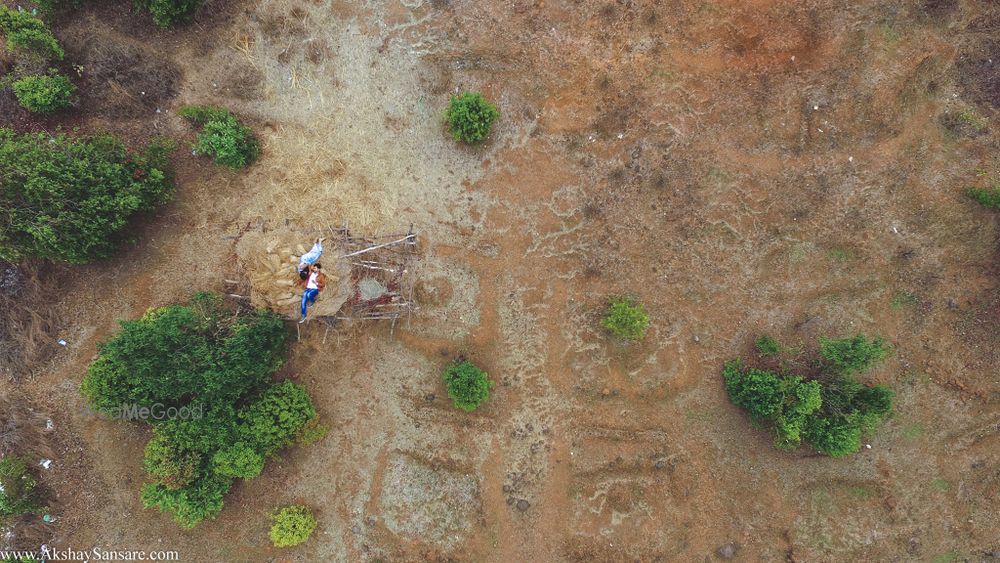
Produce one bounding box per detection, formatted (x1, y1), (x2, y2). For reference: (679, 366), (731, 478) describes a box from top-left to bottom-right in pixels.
(1, 548), (181, 561)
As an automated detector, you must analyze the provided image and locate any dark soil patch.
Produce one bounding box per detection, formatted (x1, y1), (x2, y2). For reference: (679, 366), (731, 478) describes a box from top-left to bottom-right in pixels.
(955, 39), (1000, 109)
(62, 27), (180, 119)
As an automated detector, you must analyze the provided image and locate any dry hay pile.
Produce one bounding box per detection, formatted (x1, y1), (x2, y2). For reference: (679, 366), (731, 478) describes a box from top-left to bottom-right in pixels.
(0, 262), (57, 380)
(235, 227), (352, 319)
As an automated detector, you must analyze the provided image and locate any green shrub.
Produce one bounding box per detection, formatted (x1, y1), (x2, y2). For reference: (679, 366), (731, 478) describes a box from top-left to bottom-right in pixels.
(443, 359), (492, 411)
(0, 7), (64, 60)
(134, 0), (203, 27)
(237, 381), (317, 456)
(819, 334), (890, 375)
(0, 128), (174, 263)
(270, 505), (317, 548)
(0, 455), (41, 519)
(141, 473), (231, 529)
(601, 296), (650, 341)
(11, 70), (74, 113)
(81, 293), (286, 413)
(445, 92), (499, 144)
(144, 432), (201, 490)
(179, 106), (260, 169)
(722, 360), (784, 422)
(82, 294), (321, 528)
(968, 185), (1000, 210)
(755, 335), (780, 357)
(723, 334), (893, 457)
(212, 442), (265, 479)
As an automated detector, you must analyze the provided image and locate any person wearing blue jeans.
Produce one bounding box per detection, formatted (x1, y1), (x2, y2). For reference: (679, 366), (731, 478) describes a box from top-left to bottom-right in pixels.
(299, 263), (326, 323)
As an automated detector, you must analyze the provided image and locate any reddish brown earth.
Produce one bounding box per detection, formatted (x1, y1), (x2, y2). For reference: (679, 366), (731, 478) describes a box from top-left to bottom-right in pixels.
(4, 0), (1000, 561)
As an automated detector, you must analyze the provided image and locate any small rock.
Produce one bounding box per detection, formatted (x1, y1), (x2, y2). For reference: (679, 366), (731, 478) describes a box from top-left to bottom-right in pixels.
(516, 499), (530, 511)
(654, 459), (667, 470)
(601, 388), (610, 397)
(693, 335), (701, 343)
(424, 393), (435, 402)
(352, 524), (361, 534)
(947, 299), (959, 310)
(502, 484), (512, 493)
(716, 543), (736, 559)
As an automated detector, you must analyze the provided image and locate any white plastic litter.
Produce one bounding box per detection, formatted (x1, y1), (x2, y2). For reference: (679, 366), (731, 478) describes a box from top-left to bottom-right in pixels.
(39, 459), (52, 470)
(57, 339), (67, 346)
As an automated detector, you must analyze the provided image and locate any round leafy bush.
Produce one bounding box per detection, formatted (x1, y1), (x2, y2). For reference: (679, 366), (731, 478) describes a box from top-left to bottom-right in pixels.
(270, 505), (317, 547)
(179, 106), (260, 169)
(445, 92), (499, 144)
(968, 185), (1000, 209)
(212, 442), (265, 479)
(602, 296), (650, 341)
(0, 127), (174, 263)
(818, 334), (890, 375)
(237, 380), (317, 457)
(134, 0), (203, 27)
(0, 455), (42, 520)
(443, 359), (492, 411)
(11, 71), (74, 113)
(0, 7), (64, 60)
(754, 335), (780, 357)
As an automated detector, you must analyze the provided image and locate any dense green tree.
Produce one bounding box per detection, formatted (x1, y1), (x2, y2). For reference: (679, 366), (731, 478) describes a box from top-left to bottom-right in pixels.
(0, 128), (173, 263)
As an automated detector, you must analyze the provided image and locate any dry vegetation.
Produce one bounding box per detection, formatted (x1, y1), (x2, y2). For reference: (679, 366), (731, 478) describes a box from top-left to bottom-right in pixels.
(2, 0), (1000, 561)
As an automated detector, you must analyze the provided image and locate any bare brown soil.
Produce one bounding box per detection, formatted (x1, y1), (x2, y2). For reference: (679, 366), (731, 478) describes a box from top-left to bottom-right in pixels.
(4, 0), (1000, 561)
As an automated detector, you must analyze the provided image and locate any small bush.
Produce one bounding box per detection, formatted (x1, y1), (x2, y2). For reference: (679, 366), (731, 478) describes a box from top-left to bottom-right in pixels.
(754, 335), (780, 357)
(723, 334), (893, 457)
(144, 433), (201, 490)
(134, 0), (203, 28)
(968, 185), (1000, 210)
(0, 455), (41, 519)
(443, 360), (492, 411)
(445, 92), (499, 144)
(0, 7), (64, 60)
(819, 334), (890, 375)
(602, 296), (650, 341)
(0, 128), (174, 263)
(237, 381), (317, 457)
(141, 473), (231, 529)
(179, 106), (260, 169)
(11, 70), (74, 113)
(212, 442), (264, 479)
(270, 505), (317, 548)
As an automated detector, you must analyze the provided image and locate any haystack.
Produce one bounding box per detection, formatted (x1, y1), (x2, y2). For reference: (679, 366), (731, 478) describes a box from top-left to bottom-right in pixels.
(235, 227), (352, 319)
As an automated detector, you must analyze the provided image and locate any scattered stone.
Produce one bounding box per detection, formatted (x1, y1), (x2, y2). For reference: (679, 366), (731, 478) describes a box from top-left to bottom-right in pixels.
(716, 543), (736, 559)
(947, 299), (959, 310)
(502, 484), (511, 493)
(693, 335), (701, 343)
(358, 277), (388, 301)
(516, 499), (530, 511)
(654, 459), (667, 470)
(352, 524), (361, 534)
(601, 387), (610, 397)
(424, 393), (435, 402)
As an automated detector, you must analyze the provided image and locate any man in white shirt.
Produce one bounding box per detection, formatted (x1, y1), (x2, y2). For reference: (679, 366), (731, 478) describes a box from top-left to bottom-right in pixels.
(299, 263), (326, 323)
